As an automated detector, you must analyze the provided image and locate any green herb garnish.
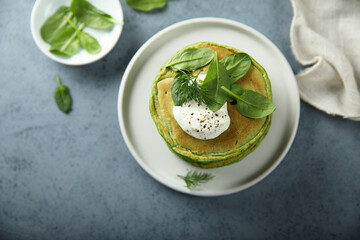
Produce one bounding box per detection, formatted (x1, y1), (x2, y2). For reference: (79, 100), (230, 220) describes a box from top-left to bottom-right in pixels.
(178, 170), (214, 190)
(168, 47), (276, 119)
(165, 48), (215, 72)
(171, 72), (206, 107)
(226, 82), (243, 103)
(199, 52), (231, 112)
(220, 52), (251, 83)
(221, 86), (277, 119)
(126, 0), (168, 12)
(54, 76), (72, 114)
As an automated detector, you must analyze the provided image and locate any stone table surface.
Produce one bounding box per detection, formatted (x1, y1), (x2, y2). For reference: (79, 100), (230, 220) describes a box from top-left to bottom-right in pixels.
(1, 0), (359, 239)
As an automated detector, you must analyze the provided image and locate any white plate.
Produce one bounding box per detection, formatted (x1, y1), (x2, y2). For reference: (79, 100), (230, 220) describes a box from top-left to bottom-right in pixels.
(30, 0), (123, 65)
(118, 18), (300, 197)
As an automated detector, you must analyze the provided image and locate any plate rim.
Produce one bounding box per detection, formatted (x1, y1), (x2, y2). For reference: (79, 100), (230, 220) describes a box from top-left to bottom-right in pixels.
(118, 17), (300, 197)
(30, 0), (124, 66)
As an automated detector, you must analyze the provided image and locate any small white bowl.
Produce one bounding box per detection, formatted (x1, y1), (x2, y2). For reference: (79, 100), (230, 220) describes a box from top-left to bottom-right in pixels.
(30, 0), (123, 65)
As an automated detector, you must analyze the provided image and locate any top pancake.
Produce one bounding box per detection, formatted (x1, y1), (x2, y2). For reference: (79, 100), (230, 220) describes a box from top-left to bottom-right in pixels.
(150, 42), (272, 167)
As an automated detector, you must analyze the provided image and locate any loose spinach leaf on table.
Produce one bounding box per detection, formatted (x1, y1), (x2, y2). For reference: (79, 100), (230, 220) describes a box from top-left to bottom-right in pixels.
(40, 6), (73, 44)
(220, 53), (251, 83)
(165, 48), (215, 72)
(221, 86), (276, 119)
(50, 23), (84, 56)
(54, 76), (72, 114)
(126, 0), (168, 12)
(70, 0), (122, 29)
(199, 53), (231, 112)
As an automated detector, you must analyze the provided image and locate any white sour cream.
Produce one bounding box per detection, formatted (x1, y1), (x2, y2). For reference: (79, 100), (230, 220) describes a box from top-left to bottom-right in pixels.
(173, 100), (230, 140)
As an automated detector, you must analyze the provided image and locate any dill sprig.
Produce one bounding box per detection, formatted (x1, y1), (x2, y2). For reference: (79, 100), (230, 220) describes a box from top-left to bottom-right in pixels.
(177, 170), (214, 190)
(171, 72), (206, 106)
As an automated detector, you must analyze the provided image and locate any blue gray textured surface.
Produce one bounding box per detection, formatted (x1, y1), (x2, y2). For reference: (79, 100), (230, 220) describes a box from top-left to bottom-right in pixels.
(0, 0), (359, 239)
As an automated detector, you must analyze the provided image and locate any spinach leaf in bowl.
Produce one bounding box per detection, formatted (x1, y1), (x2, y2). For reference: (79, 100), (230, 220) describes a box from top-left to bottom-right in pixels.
(70, 0), (122, 29)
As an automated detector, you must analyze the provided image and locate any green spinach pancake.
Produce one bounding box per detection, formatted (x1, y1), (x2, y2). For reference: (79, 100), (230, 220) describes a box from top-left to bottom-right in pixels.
(149, 42), (275, 168)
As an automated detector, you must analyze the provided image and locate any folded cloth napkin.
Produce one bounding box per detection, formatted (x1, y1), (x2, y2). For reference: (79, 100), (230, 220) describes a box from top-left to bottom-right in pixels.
(290, 0), (360, 121)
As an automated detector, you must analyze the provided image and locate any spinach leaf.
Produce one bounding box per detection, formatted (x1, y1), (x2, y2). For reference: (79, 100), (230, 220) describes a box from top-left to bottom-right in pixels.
(168, 48), (276, 119)
(221, 86), (276, 119)
(236, 91), (276, 119)
(79, 32), (101, 54)
(165, 48), (215, 72)
(40, 6), (73, 44)
(227, 83), (244, 102)
(54, 76), (72, 114)
(70, 0), (122, 29)
(171, 72), (205, 106)
(50, 23), (84, 56)
(220, 53), (251, 83)
(126, 0), (168, 12)
(200, 53), (231, 112)
(65, 16), (101, 54)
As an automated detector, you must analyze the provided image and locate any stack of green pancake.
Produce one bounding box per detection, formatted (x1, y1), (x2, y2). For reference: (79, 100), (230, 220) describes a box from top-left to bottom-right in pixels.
(149, 42), (272, 168)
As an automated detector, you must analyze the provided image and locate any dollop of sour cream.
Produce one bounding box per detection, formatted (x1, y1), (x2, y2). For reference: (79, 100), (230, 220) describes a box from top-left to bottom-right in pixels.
(173, 101), (230, 140)
(172, 73), (230, 140)
(173, 100), (230, 140)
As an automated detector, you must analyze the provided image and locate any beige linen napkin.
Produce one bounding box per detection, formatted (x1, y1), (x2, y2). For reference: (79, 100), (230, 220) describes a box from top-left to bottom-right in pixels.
(290, 0), (360, 121)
